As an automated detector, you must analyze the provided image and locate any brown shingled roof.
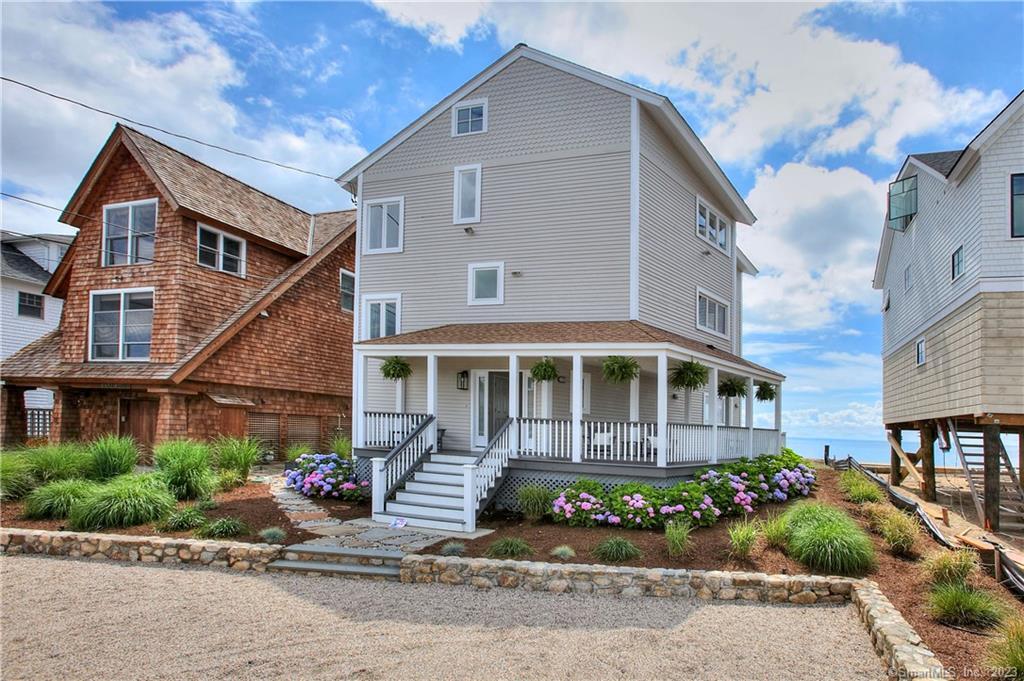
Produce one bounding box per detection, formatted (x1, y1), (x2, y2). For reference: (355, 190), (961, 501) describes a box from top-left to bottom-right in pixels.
(360, 320), (782, 378)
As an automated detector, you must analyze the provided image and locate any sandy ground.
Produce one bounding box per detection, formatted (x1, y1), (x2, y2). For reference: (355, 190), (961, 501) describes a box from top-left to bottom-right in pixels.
(1, 556), (886, 681)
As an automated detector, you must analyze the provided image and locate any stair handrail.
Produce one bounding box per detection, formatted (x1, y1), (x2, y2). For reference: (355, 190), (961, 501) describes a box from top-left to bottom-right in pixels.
(468, 417), (515, 511)
(375, 415), (436, 503)
(947, 419), (986, 524)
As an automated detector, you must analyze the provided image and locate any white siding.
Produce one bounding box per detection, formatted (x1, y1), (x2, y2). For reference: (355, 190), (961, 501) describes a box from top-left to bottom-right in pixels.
(1, 277), (61, 408)
(979, 111), (1024, 277)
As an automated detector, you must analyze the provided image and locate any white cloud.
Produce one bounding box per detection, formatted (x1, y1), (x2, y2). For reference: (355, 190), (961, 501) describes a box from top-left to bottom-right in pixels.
(839, 328), (864, 337)
(1, 3), (365, 235)
(369, 2), (1005, 165)
(743, 340), (818, 362)
(783, 400), (883, 430)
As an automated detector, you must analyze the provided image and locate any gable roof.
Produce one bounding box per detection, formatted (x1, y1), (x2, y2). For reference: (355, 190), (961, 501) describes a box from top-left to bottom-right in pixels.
(1, 243), (51, 285)
(336, 44), (755, 225)
(909, 150), (961, 178)
(62, 124), (317, 254)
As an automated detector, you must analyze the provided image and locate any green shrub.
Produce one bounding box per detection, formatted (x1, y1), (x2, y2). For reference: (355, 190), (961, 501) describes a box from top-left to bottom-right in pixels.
(879, 511), (920, 557)
(258, 526), (287, 544)
(216, 468), (245, 492)
(211, 437), (261, 478)
(195, 497), (219, 512)
(328, 434), (353, 460)
(759, 513), (789, 550)
(23, 444), (94, 483)
(785, 504), (875, 576)
(728, 519), (758, 559)
(989, 618), (1024, 675)
(88, 434), (138, 480)
(24, 479), (100, 519)
(153, 440), (217, 500)
(550, 544), (577, 561)
(68, 475), (175, 530)
(861, 502), (895, 532)
(665, 521), (693, 557)
(929, 583), (1005, 629)
(285, 443), (313, 462)
(838, 470), (884, 504)
(0, 454), (36, 500)
(593, 536), (642, 563)
(485, 537), (534, 559)
(439, 541), (466, 557)
(157, 506), (207, 531)
(922, 549), (979, 587)
(517, 484), (552, 521)
(194, 517), (248, 539)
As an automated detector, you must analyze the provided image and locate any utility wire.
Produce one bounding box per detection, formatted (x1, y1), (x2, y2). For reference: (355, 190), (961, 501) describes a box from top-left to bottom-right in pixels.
(1, 76), (338, 181)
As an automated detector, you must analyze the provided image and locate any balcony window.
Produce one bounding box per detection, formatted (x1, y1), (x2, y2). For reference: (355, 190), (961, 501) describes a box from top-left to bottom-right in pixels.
(887, 175), (917, 232)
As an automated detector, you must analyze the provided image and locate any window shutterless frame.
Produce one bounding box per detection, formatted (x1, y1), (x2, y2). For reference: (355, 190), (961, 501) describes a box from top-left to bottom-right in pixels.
(453, 164), (482, 224)
(451, 98), (488, 137)
(101, 198), (158, 267)
(1011, 173), (1024, 239)
(17, 291), (43, 319)
(695, 286), (730, 340)
(915, 338), (926, 367)
(362, 197), (404, 254)
(951, 246), (964, 281)
(467, 261), (504, 305)
(360, 293), (401, 340)
(87, 287), (155, 362)
(695, 195), (730, 254)
(339, 269), (355, 313)
(196, 223), (247, 277)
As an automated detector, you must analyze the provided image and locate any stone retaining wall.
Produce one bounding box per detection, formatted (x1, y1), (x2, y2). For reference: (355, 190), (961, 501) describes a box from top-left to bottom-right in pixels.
(0, 529), (281, 572)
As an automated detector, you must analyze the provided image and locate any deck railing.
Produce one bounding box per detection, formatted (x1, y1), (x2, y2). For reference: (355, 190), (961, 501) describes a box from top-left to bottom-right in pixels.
(582, 420), (657, 463)
(753, 428), (781, 456)
(666, 423), (712, 463)
(717, 425), (750, 460)
(363, 411), (428, 449)
(517, 417), (572, 459)
(464, 418), (515, 532)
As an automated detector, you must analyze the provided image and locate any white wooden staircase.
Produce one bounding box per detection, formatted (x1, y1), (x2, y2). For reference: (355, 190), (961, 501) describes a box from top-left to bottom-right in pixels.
(373, 450), (481, 532)
(946, 419), (1024, 531)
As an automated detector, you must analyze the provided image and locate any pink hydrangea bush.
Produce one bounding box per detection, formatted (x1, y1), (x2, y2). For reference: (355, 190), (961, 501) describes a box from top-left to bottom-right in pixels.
(284, 453), (369, 501)
(551, 483), (609, 527)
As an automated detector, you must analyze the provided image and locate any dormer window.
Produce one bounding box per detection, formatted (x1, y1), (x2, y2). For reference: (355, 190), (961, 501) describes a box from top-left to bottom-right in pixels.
(696, 199), (729, 253)
(451, 99), (487, 136)
(197, 224), (246, 276)
(103, 199), (156, 266)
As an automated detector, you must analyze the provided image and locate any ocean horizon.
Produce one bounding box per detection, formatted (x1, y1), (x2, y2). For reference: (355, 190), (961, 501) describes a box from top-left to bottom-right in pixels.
(786, 435), (1021, 468)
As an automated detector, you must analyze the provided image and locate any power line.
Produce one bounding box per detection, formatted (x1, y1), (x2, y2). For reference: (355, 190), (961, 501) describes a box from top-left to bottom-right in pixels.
(1, 76), (337, 181)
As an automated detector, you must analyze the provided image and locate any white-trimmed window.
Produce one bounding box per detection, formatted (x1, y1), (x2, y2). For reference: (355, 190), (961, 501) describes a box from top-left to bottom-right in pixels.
(903, 264), (913, 291)
(915, 338), (926, 366)
(89, 288), (154, 361)
(696, 198), (729, 253)
(362, 294), (400, 340)
(102, 199), (156, 266)
(339, 269), (355, 312)
(697, 288), (729, 338)
(17, 291), (43, 319)
(197, 224), (246, 276)
(363, 198), (403, 254)
(453, 164), (482, 224)
(951, 246), (964, 281)
(468, 261), (503, 305)
(451, 99), (487, 136)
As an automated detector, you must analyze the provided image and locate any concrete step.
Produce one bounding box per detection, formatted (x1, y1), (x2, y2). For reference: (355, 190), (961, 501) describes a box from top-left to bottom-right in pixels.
(266, 560), (401, 580)
(386, 501), (464, 521)
(412, 470), (464, 484)
(281, 544), (404, 566)
(372, 511), (466, 532)
(405, 480), (463, 495)
(396, 490), (463, 507)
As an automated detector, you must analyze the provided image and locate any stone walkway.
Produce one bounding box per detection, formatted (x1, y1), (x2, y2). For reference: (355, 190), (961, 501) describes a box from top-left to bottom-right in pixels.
(260, 474), (451, 552)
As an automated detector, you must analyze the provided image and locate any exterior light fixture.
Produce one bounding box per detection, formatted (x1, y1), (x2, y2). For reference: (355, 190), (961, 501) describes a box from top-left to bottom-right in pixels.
(456, 370), (469, 391)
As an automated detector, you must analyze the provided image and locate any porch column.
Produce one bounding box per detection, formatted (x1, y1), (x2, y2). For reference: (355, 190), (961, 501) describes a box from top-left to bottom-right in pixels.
(353, 351), (366, 448)
(774, 382), (783, 453)
(394, 379), (405, 413)
(426, 354), (438, 451)
(0, 385), (27, 448)
(746, 376), (754, 457)
(629, 376), (639, 422)
(508, 354), (520, 455)
(656, 353), (668, 467)
(571, 354), (583, 463)
(709, 366), (719, 464)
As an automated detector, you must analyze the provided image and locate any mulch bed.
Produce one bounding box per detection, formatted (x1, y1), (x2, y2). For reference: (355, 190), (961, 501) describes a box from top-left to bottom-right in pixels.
(1, 482), (316, 546)
(313, 496), (373, 523)
(461, 466), (1022, 679)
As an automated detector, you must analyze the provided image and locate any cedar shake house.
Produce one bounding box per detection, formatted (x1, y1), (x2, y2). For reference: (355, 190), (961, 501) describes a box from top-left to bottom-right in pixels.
(0, 124), (356, 456)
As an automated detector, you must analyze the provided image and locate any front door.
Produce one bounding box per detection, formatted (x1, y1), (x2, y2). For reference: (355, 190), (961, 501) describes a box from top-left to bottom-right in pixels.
(119, 398), (158, 460)
(472, 370), (548, 449)
(488, 372), (509, 441)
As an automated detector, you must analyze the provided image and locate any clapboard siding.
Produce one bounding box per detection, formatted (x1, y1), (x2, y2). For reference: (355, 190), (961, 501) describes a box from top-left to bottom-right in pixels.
(979, 112), (1024, 277)
(1, 278), (62, 408)
(979, 293), (1024, 414)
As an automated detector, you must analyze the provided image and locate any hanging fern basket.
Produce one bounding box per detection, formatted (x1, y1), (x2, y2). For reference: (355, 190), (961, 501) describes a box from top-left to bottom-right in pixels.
(755, 381), (777, 402)
(379, 356), (412, 382)
(668, 360), (708, 391)
(602, 356), (640, 385)
(718, 376), (748, 398)
(530, 357), (559, 382)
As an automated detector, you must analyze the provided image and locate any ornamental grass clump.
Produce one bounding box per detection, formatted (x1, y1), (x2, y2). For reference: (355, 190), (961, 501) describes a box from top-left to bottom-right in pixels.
(0, 454), (36, 500)
(861, 502), (895, 532)
(328, 435), (353, 460)
(439, 541), (466, 557)
(258, 526), (287, 544)
(217, 469), (245, 492)
(550, 545), (577, 561)
(286, 443), (313, 462)
(24, 479), (100, 519)
(517, 484), (552, 522)
(153, 440), (217, 501)
(783, 501), (875, 576)
(88, 434), (138, 480)
(157, 506), (207, 531)
(929, 583), (1005, 629)
(23, 443), (94, 483)
(922, 549), (979, 587)
(759, 513), (789, 550)
(194, 516), (248, 539)
(989, 618), (1024, 675)
(211, 437), (261, 479)
(68, 475), (176, 531)
(593, 536), (642, 563)
(665, 521), (693, 557)
(728, 519), (758, 560)
(284, 452), (368, 500)
(838, 470), (884, 504)
(879, 511), (920, 557)
(485, 537), (534, 560)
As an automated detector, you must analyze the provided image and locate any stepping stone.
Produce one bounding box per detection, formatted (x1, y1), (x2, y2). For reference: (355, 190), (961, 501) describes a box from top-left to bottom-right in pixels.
(289, 512), (330, 521)
(308, 525), (364, 537)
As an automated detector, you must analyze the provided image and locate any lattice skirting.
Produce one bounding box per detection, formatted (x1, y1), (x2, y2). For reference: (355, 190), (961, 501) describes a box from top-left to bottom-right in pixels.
(491, 470), (697, 512)
(353, 456), (373, 481)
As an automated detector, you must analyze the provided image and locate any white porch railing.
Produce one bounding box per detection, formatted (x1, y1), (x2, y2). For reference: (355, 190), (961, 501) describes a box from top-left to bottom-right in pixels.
(717, 425), (749, 460)
(666, 423), (713, 463)
(363, 411), (428, 449)
(753, 428), (782, 456)
(464, 418), (515, 532)
(582, 420), (657, 463)
(517, 418), (572, 459)
(371, 416), (435, 514)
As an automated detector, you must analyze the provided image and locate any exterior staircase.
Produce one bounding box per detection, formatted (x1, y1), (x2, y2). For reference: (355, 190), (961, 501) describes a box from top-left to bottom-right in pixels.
(373, 450), (484, 532)
(267, 544), (403, 580)
(946, 419), (1024, 531)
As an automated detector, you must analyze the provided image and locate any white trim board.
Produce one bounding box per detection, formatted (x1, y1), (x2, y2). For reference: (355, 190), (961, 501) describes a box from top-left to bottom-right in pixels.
(628, 96), (639, 319)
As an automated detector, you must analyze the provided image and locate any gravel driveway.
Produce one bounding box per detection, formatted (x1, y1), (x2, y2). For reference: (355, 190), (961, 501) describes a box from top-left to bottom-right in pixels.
(2, 556), (885, 680)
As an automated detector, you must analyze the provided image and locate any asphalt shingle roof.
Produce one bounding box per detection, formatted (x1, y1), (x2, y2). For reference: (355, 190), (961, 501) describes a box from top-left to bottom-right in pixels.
(910, 150), (962, 178)
(1, 243), (51, 285)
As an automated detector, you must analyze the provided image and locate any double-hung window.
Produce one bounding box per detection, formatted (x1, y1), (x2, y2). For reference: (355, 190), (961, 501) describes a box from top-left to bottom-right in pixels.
(697, 289), (729, 338)
(103, 199), (156, 266)
(89, 288), (154, 361)
(363, 198), (403, 254)
(339, 269), (355, 312)
(362, 295), (400, 340)
(951, 246), (964, 281)
(17, 291), (43, 319)
(915, 338), (926, 366)
(453, 164), (481, 224)
(1012, 173), (1024, 238)
(451, 99), (487, 136)
(468, 261), (503, 305)
(197, 224), (245, 276)
(696, 199), (729, 252)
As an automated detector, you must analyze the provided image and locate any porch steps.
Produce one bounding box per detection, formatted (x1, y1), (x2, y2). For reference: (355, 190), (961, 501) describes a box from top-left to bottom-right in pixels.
(373, 450), (481, 532)
(947, 420), (1024, 530)
(266, 545), (403, 580)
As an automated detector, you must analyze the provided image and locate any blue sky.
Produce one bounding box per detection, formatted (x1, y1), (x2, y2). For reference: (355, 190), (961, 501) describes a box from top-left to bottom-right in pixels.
(2, 2), (1022, 441)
